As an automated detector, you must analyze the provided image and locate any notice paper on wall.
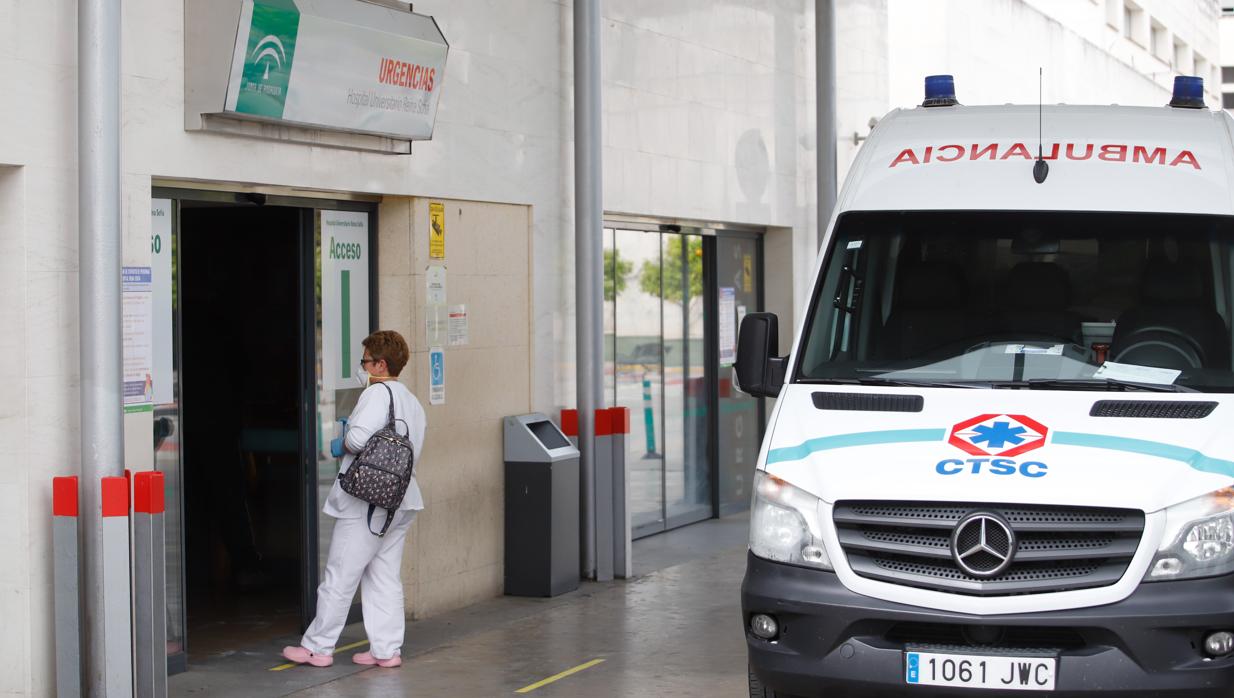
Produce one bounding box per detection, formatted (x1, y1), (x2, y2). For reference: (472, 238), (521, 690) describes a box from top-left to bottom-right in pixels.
(448, 304), (468, 346)
(123, 267), (154, 413)
(719, 287), (736, 367)
(426, 264), (446, 304)
(425, 304), (447, 347)
(429, 346), (445, 405)
(151, 199), (174, 405)
(321, 210), (371, 391)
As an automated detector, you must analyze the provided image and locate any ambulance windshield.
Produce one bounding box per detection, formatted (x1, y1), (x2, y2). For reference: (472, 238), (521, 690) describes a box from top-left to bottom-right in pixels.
(795, 210), (1234, 392)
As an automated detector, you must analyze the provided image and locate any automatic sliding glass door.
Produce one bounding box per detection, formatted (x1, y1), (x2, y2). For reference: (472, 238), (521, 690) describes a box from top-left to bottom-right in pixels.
(609, 227), (666, 536)
(663, 233), (710, 528)
(605, 225), (712, 537)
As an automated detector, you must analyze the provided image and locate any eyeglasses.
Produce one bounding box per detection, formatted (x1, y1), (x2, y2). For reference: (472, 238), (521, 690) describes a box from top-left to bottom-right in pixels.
(359, 358), (381, 368)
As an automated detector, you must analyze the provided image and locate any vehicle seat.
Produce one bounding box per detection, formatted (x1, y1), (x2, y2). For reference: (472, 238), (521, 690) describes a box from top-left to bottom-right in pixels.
(1110, 262), (1229, 370)
(1002, 262), (1081, 342)
(880, 262), (972, 359)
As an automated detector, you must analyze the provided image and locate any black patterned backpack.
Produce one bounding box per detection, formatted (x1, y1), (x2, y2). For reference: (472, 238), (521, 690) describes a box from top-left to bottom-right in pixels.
(338, 382), (415, 536)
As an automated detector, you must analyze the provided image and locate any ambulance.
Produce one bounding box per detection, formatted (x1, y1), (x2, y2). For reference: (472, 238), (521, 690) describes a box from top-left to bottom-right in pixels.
(738, 75), (1234, 697)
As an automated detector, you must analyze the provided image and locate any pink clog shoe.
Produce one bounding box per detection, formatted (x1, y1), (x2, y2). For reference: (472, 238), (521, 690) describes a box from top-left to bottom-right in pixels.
(281, 645), (334, 667)
(352, 651), (402, 668)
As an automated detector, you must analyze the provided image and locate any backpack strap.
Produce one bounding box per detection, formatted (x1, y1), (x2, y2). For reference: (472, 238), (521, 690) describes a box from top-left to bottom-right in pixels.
(367, 503), (395, 537)
(378, 381), (396, 428)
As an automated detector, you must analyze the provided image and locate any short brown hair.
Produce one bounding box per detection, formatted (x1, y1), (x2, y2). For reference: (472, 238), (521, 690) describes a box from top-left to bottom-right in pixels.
(362, 330), (410, 376)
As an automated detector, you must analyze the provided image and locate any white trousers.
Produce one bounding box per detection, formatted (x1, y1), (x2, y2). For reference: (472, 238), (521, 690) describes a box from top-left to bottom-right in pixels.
(301, 509), (416, 659)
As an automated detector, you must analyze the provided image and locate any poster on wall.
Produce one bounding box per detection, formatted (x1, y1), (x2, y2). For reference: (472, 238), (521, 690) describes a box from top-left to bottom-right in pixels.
(426, 264), (446, 304)
(151, 199), (174, 405)
(123, 267), (154, 412)
(429, 346), (445, 405)
(718, 287), (737, 367)
(321, 210), (371, 391)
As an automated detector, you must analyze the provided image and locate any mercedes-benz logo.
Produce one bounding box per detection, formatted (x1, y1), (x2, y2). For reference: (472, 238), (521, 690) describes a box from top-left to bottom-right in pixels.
(950, 511), (1017, 578)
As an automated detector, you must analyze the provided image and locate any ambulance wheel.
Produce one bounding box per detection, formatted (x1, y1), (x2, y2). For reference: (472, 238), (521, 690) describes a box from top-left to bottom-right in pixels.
(748, 665), (804, 698)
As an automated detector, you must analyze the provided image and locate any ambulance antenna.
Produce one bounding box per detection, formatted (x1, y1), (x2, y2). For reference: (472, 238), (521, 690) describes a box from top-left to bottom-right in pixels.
(1033, 67), (1049, 184)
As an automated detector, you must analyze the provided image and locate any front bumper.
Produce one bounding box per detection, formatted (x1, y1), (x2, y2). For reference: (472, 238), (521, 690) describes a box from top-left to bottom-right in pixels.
(742, 552), (1234, 697)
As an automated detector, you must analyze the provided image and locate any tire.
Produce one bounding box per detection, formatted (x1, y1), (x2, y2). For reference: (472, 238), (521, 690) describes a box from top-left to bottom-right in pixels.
(748, 665), (805, 698)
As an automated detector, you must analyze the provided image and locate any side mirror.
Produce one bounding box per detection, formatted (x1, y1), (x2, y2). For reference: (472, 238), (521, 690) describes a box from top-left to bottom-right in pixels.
(734, 312), (787, 398)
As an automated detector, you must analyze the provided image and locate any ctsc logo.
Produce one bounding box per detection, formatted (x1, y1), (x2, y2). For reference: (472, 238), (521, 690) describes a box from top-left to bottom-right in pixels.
(936, 414), (1049, 478)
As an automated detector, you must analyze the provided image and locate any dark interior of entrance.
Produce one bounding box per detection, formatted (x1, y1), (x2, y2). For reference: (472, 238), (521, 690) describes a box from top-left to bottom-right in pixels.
(180, 205), (304, 658)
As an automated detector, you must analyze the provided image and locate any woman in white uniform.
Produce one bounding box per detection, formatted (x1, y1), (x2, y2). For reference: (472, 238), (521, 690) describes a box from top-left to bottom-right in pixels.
(282, 330), (426, 668)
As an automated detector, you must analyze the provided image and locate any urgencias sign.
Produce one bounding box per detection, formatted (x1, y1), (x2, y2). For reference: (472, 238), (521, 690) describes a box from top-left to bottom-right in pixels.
(223, 0), (448, 140)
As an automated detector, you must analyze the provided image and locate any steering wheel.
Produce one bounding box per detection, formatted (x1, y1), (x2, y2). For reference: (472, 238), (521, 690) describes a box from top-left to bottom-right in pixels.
(1111, 326), (1204, 370)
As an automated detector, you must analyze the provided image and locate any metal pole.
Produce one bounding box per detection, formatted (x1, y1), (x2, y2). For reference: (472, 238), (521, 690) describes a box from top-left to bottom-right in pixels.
(574, 0), (604, 579)
(79, 0), (127, 692)
(816, 0), (838, 248)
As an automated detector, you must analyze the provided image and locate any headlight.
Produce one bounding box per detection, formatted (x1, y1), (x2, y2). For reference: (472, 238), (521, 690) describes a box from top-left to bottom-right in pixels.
(749, 471), (832, 570)
(1145, 487), (1234, 581)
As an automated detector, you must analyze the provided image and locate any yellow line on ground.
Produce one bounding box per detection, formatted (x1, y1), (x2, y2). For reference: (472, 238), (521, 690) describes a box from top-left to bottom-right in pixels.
(515, 659), (606, 694)
(268, 640), (371, 671)
(337, 639), (371, 653)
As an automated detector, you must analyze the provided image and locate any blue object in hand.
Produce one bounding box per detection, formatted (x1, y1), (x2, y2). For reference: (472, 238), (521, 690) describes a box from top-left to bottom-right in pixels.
(330, 418), (349, 458)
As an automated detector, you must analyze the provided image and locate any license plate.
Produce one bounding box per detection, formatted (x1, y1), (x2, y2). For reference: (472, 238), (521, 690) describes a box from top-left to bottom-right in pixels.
(905, 651), (1056, 691)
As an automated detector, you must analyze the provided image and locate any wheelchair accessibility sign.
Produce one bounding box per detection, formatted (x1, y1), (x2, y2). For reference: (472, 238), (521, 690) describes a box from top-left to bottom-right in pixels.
(429, 346), (445, 405)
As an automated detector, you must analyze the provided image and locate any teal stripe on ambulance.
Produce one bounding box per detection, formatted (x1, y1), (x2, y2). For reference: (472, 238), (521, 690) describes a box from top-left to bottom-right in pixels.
(765, 428), (947, 465)
(1052, 432), (1234, 478)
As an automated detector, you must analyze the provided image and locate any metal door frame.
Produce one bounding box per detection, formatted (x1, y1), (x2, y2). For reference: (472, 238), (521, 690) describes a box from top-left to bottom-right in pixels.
(709, 228), (765, 519)
(152, 186), (378, 659)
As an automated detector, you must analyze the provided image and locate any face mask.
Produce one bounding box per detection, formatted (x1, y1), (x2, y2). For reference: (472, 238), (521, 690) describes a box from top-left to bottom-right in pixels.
(357, 369), (370, 388)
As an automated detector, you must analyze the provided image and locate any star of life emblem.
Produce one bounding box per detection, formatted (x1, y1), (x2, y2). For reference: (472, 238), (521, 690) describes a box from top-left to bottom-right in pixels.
(947, 414), (1048, 457)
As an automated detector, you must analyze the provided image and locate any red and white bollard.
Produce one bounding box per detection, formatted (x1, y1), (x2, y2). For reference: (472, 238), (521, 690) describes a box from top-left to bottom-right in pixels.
(594, 408), (614, 581)
(133, 471), (167, 698)
(53, 477), (81, 698)
(101, 476), (133, 695)
(607, 407), (632, 579)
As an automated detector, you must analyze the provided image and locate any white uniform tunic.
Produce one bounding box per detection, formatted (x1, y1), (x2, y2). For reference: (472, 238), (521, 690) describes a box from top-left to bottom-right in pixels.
(302, 379), (427, 659)
(325, 380), (426, 517)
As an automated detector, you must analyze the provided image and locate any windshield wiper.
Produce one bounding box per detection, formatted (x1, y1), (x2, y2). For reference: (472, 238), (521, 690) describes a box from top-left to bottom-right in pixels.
(810, 377), (986, 389)
(991, 378), (1198, 393)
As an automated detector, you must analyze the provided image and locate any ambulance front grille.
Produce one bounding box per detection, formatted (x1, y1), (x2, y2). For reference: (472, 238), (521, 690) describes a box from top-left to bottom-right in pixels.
(833, 501), (1145, 597)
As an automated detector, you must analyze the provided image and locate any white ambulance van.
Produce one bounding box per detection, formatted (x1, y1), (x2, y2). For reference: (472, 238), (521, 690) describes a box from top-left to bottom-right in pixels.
(738, 75), (1234, 697)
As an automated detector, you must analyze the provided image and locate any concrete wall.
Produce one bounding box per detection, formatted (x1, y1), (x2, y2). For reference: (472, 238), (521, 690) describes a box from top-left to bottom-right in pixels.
(378, 197), (531, 618)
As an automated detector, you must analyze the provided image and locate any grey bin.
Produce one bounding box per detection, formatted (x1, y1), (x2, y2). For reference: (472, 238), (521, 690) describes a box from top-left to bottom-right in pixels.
(503, 413), (581, 597)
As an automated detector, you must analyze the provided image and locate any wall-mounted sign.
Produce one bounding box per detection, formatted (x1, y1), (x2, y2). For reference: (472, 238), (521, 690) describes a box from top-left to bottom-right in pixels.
(216, 0), (448, 140)
(429, 202), (446, 259)
(429, 346), (445, 405)
(321, 210), (371, 391)
(151, 199), (174, 405)
(123, 267), (154, 413)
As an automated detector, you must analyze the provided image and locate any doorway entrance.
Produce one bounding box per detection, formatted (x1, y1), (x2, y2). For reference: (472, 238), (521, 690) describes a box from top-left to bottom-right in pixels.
(179, 205), (305, 657)
(603, 223), (764, 538)
(153, 189), (377, 670)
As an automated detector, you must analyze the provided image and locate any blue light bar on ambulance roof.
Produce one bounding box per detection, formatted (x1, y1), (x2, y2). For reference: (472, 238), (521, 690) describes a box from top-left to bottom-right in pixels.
(1169, 76), (1205, 109)
(922, 75), (958, 107)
